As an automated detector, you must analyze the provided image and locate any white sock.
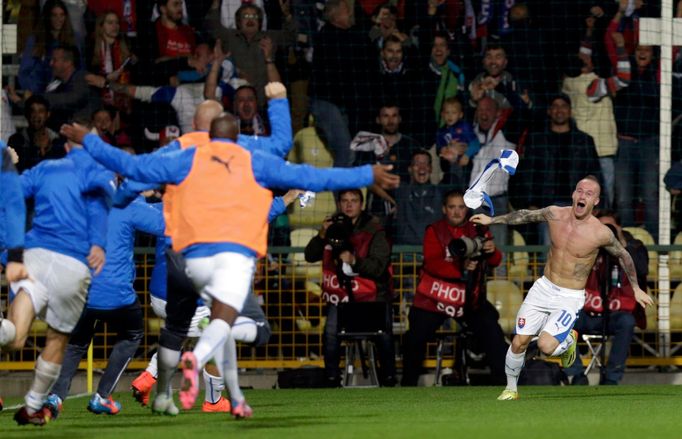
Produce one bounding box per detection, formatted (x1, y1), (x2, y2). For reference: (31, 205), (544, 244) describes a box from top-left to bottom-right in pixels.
(193, 319), (230, 369)
(25, 356), (61, 414)
(156, 347), (180, 397)
(146, 352), (159, 378)
(551, 331), (576, 357)
(0, 319), (16, 346)
(232, 316), (257, 344)
(203, 368), (224, 403)
(214, 332), (244, 403)
(505, 347), (525, 392)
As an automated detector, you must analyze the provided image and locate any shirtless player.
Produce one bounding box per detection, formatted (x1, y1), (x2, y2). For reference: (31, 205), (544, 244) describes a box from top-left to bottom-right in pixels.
(471, 175), (654, 400)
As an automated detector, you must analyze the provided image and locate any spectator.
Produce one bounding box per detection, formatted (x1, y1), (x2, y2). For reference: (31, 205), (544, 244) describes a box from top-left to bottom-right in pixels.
(613, 42), (660, 239)
(304, 189), (396, 387)
(309, 0), (374, 167)
(92, 43), (216, 134)
(8, 95), (65, 172)
(19, 0), (81, 93)
(401, 189), (507, 386)
(43, 45), (102, 130)
(234, 85), (267, 136)
(88, 0), (139, 36)
(410, 31), (465, 146)
(155, 0), (197, 61)
(368, 3), (411, 50)
(370, 34), (420, 125)
(436, 96), (479, 189)
(394, 149), (442, 245)
(40, 0), (87, 45)
(470, 96), (515, 254)
(512, 94), (602, 246)
(214, 0), (268, 31)
(561, 16), (631, 209)
(92, 107), (132, 149)
(353, 104), (420, 228)
(468, 43), (531, 113)
(565, 210), (647, 385)
(206, 3), (296, 107)
(88, 11), (135, 112)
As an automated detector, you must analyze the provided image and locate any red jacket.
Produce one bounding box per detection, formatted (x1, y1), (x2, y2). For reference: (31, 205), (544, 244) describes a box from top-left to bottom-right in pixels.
(413, 218), (502, 317)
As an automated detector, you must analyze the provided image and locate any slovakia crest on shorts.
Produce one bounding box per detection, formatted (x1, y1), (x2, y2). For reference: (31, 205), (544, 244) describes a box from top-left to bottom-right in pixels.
(518, 317), (526, 328)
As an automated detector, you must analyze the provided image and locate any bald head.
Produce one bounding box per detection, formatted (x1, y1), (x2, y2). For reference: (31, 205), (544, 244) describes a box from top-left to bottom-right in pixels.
(210, 113), (239, 141)
(194, 100), (224, 131)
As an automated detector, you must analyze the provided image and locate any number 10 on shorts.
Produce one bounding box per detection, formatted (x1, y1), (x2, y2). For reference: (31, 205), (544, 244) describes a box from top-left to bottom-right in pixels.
(557, 310), (573, 328)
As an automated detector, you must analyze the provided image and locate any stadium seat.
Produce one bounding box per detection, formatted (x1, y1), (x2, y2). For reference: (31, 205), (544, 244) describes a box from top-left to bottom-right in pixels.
(508, 230), (529, 281)
(288, 126), (334, 168)
(622, 227), (657, 278)
(289, 228), (323, 295)
(288, 191), (336, 229)
(668, 232), (682, 280)
(486, 280), (523, 334)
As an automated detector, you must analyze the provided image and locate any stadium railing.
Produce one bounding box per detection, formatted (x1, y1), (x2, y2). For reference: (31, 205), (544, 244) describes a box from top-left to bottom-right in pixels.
(3, 244), (682, 372)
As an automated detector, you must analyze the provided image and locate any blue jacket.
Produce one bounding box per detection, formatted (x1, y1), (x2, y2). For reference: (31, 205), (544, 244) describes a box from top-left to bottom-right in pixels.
(82, 133), (374, 258)
(20, 148), (114, 265)
(88, 196), (166, 309)
(157, 98), (292, 158)
(0, 142), (25, 261)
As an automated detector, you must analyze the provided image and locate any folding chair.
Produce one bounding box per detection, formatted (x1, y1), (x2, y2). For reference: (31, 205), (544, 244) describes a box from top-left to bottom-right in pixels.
(581, 334), (608, 375)
(434, 329), (469, 386)
(337, 302), (390, 388)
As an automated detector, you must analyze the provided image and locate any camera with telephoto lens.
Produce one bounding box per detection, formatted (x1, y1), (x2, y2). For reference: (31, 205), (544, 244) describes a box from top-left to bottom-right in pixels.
(448, 235), (488, 259)
(325, 213), (354, 259)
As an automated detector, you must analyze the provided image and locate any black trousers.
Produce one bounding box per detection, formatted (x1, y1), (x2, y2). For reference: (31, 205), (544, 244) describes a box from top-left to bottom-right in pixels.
(401, 301), (508, 386)
(52, 300), (144, 400)
(159, 249), (201, 351)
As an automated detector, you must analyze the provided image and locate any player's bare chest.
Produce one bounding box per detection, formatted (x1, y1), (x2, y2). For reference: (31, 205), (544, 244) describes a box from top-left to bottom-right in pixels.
(551, 223), (597, 258)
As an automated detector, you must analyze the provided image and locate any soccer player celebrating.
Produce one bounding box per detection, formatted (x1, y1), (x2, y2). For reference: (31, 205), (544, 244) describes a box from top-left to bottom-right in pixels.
(60, 114), (399, 418)
(471, 176), (653, 400)
(0, 142), (28, 412)
(0, 138), (114, 426)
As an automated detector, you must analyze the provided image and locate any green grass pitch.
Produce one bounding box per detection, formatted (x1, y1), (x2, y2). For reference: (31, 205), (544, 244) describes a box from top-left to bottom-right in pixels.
(1, 385), (679, 439)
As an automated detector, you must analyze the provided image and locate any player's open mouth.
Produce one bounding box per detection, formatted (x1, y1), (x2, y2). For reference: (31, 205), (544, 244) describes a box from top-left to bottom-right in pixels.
(577, 202), (586, 208)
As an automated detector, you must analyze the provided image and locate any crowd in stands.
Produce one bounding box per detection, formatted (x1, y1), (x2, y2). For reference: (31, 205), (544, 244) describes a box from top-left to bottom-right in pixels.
(5, 0), (682, 248)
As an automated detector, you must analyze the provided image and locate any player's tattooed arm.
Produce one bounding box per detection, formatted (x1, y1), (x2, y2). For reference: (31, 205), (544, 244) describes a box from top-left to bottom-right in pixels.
(603, 233), (640, 288)
(491, 207), (553, 225)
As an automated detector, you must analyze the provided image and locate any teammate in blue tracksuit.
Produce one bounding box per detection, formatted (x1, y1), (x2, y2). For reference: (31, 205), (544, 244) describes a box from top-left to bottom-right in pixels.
(0, 142), (27, 284)
(1, 144), (114, 426)
(0, 142), (27, 412)
(48, 195), (166, 417)
(60, 120), (398, 416)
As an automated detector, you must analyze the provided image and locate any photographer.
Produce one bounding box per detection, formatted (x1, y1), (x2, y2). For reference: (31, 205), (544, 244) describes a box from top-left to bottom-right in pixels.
(304, 189), (396, 387)
(401, 190), (508, 386)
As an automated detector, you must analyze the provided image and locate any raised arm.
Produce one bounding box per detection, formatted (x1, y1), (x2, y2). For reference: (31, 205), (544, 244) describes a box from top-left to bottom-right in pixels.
(603, 231), (654, 308)
(252, 150), (399, 192)
(60, 124), (193, 186)
(471, 207), (553, 226)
